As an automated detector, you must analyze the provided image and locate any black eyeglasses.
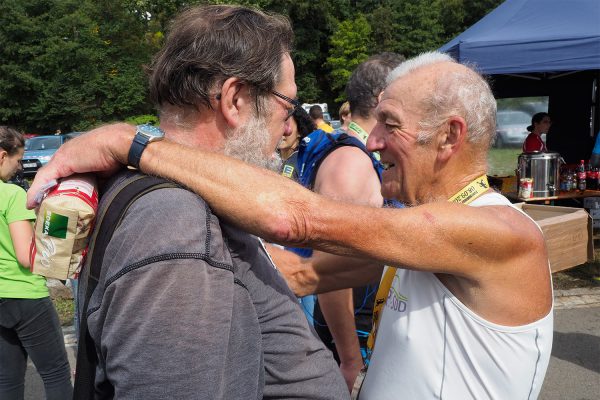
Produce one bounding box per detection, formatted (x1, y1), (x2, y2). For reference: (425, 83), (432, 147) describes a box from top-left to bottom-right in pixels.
(272, 90), (300, 120)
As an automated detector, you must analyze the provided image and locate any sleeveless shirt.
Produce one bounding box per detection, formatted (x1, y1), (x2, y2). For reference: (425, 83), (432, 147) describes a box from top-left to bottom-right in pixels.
(359, 192), (553, 399)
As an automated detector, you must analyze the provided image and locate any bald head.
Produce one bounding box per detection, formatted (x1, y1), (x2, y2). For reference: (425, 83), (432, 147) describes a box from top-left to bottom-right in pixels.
(387, 52), (496, 148)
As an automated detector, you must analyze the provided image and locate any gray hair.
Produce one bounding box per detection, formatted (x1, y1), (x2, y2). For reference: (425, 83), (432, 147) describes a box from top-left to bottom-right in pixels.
(387, 51), (496, 147)
(149, 5), (293, 115)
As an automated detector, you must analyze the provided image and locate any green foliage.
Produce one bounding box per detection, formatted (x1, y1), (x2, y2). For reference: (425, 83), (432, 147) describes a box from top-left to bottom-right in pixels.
(326, 14), (372, 102)
(125, 114), (159, 126)
(0, 0), (155, 133)
(286, 0), (338, 103)
(0, 0), (504, 131)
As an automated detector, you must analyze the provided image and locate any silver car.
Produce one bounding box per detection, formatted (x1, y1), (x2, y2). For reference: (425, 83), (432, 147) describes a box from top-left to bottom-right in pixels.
(494, 110), (531, 148)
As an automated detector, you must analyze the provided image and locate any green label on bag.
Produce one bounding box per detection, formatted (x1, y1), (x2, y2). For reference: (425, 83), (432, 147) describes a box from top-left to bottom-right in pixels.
(42, 210), (68, 239)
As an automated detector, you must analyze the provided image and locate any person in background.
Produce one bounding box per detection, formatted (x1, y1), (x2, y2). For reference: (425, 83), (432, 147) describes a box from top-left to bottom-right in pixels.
(523, 112), (551, 153)
(309, 105), (334, 133)
(0, 126), (72, 400)
(299, 53), (403, 390)
(345, 52), (405, 160)
(338, 101), (351, 132)
(277, 107), (318, 327)
(279, 107), (315, 181)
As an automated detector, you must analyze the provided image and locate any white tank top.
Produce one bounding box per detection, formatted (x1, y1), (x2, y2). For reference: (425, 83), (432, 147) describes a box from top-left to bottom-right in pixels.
(360, 192), (553, 400)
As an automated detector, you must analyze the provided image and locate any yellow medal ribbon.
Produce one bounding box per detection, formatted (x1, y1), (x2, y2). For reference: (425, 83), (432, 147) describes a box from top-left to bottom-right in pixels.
(448, 174), (491, 205)
(365, 175), (490, 355)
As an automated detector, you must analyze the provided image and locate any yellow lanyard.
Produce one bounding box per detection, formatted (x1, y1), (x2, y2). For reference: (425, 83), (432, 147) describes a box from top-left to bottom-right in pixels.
(366, 174), (489, 354)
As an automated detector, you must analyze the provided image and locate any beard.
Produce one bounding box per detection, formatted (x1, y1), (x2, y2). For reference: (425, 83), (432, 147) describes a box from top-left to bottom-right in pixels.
(223, 111), (282, 172)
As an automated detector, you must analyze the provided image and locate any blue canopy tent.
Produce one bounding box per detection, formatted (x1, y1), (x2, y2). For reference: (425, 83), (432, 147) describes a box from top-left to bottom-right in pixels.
(440, 0), (600, 75)
(440, 0), (600, 162)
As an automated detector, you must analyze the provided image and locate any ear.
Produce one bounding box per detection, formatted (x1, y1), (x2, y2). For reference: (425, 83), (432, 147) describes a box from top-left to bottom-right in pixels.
(0, 150), (7, 164)
(217, 77), (252, 129)
(437, 116), (467, 162)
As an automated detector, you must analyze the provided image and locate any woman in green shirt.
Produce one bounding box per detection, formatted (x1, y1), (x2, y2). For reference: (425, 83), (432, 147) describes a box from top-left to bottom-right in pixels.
(0, 126), (72, 399)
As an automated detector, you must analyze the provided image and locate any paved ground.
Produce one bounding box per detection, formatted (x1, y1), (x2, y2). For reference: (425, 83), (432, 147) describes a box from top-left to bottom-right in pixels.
(554, 287), (600, 309)
(540, 299), (600, 399)
(24, 288), (600, 399)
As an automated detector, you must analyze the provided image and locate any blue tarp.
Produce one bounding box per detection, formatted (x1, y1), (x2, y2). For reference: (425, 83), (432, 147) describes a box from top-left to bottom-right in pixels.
(439, 0), (600, 75)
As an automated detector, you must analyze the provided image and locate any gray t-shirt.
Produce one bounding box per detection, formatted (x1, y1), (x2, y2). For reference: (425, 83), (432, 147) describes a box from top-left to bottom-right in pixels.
(81, 173), (348, 399)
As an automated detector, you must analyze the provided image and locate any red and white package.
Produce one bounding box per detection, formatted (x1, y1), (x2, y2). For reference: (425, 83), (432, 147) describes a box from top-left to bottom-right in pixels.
(30, 174), (98, 279)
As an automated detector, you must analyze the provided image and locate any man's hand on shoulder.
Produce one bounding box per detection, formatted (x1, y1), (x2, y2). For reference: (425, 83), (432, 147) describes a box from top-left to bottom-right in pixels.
(27, 123), (136, 209)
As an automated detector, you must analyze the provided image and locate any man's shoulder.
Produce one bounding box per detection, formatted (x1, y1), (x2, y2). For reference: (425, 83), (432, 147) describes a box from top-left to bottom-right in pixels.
(101, 172), (207, 213)
(91, 173), (238, 292)
(99, 172), (217, 253)
(320, 144), (374, 172)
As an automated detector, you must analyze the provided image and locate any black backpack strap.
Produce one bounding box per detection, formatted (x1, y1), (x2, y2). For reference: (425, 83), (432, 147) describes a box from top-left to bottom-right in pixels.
(73, 174), (179, 400)
(308, 133), (369, 187)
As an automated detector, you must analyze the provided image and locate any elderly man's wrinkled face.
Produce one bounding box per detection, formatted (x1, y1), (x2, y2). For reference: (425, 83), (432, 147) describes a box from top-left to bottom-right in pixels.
(224, 54), (296, 172)
(367, 67), (439, 205)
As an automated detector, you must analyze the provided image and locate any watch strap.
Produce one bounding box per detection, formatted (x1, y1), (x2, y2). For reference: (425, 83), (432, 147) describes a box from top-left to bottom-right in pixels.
(127, 134), (149, 170)
(127, 125), (164, 170)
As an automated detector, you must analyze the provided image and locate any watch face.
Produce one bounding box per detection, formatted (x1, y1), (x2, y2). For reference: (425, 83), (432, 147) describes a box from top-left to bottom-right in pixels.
(137, 124), (165, 140)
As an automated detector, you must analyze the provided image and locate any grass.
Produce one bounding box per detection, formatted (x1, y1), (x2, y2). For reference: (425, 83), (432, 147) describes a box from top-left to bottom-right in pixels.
(52, 298), (75, 326)
(487, 147), (522, 176)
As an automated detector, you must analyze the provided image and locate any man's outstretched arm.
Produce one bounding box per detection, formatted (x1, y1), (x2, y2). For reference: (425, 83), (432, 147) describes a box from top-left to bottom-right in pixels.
(28, 126), (546, 288)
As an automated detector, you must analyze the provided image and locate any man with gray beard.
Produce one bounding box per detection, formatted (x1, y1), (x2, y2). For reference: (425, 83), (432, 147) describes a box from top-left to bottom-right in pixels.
(71, 5), (348, 400)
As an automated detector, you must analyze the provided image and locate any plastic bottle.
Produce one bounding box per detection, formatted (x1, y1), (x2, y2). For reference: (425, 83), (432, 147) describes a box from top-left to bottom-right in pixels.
(588, 165), (599, 190)
(577, 160), (587, 191)
(593, 167), (600, 191)
(564, 172), (573, 192)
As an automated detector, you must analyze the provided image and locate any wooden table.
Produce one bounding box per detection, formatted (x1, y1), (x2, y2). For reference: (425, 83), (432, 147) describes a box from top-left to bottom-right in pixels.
(505, 190), (600, 204)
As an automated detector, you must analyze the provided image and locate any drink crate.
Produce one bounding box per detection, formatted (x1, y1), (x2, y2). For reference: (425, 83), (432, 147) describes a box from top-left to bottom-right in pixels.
(514, 203), (594, 272)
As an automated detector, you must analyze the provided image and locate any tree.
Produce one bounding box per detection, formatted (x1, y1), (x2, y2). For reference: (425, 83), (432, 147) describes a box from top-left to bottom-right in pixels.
(286, 0), (342, 104)
(325, 14), (372, 102)
(0, 0), (155, 133)
(0, 0), (505, 132)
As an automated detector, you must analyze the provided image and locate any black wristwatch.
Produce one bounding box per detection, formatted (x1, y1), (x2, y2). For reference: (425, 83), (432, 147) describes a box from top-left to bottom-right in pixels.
(127, 124), (165, 169)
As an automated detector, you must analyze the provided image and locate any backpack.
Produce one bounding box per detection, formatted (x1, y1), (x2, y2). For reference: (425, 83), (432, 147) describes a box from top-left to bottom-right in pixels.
(73, 173), (179, 400)
(297, 129), (383, 191)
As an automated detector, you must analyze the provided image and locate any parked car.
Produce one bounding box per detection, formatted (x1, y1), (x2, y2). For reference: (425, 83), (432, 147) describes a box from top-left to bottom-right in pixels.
(494, 110), (532, 148)
(21, 133), (82, 177)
